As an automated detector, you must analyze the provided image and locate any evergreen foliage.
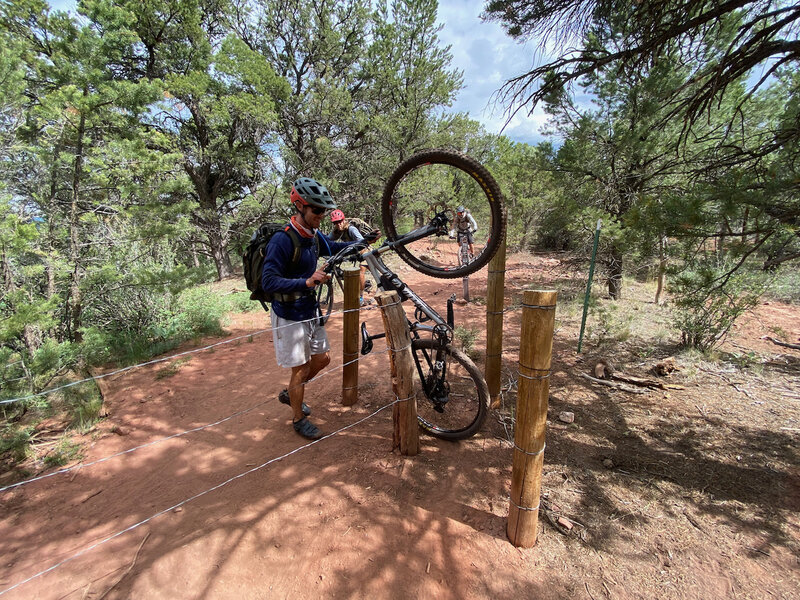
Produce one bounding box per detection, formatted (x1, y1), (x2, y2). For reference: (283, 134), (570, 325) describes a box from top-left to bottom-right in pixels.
(0, 0), (798, 469)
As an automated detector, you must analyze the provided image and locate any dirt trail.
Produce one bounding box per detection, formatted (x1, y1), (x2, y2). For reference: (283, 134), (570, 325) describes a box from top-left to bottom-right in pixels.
(1, 252), (798, 599)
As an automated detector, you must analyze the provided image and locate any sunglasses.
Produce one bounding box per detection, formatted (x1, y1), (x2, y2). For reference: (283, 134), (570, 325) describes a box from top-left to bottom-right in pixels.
(306, 206), (329, 215)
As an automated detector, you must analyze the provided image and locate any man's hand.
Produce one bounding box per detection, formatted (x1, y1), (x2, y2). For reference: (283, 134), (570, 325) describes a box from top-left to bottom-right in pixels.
(306, 269), (330, 287)
(364, 229), (381, 243)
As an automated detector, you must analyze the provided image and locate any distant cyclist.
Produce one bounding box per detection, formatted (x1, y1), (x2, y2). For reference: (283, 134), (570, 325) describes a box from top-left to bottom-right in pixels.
(451, 205), (478, 258)
(330, 209), (378, 305)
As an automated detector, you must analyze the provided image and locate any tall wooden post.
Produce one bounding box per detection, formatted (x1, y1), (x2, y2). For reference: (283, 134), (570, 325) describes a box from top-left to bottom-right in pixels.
(342, 265), (360, 406)
(375, 290), (419, 456)
(507, 289), (557, 547)
(485, 235), (507, 409)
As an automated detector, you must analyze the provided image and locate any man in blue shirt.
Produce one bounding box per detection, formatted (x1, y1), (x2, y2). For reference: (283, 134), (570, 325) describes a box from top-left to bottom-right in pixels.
(261, 177), (370, 440)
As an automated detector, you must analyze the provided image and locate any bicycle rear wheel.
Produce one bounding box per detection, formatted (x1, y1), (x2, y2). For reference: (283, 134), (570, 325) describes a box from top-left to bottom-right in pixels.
(412, 338), (489, 440)
(382, 149), (505, 279)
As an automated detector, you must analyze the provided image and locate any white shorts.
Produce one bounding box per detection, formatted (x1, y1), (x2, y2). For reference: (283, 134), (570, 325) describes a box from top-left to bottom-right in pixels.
(270, 313), (330, 368)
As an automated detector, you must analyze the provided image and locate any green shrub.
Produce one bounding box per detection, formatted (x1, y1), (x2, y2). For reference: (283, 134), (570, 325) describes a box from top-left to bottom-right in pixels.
(0, 425), (33, 463)
(224, 290), (259, 313)
(587, 300), (631, 346)
(671, 263), (769, 351)
(768, 267), (800, 304)
(63, 381), (104, 431)
(43, 436), (82, 467)
(82, 285), (228, 366)
(453, 325), (479, 354)
(453, 325), (482, 360)
(176, 287), (227, 337)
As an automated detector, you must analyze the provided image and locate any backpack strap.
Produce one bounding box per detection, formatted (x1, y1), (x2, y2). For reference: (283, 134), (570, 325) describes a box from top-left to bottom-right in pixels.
(282, 224), (320, 271)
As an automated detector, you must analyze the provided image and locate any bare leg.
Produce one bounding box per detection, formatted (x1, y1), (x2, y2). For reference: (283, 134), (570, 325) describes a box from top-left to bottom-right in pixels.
(288, 352), (331, 422)
(307, 351), (331, 380)
(289, 363), (311, 422)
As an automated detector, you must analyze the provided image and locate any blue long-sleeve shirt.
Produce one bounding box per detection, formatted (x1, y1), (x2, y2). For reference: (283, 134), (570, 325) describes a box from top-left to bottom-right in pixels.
(261, 225), (352, 321)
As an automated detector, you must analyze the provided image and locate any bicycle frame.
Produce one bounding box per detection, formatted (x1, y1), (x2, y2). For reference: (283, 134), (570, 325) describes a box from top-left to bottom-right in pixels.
(359, 214), (452, 333)
(330, 216), (458, 413)
(323, 208), (491, 437)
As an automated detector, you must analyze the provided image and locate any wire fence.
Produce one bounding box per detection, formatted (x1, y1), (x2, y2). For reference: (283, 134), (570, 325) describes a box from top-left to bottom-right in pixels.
(0, 304), (382, 494)
(1, 305), (367, 407)
(0, 395), (402, 597)
(0, 299), (410, 595)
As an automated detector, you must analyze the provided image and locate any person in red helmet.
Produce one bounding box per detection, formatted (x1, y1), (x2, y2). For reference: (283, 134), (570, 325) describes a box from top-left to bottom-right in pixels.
(261, 177), (377, 440)
(329, 210), (378, 305)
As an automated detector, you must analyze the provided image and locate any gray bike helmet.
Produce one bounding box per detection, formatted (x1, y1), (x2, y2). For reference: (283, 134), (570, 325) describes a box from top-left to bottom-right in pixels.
(456, 205), (465, 213)
(290, 177), (337, 210)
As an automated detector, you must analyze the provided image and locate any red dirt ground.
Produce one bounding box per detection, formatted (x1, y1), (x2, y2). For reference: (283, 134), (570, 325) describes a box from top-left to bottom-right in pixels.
(1, 250), (799, 599)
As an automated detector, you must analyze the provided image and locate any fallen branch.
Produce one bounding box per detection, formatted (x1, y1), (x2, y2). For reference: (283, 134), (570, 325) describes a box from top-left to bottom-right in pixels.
(609, 372), (685, 390)
(579, 373), (648, 394)
(697, 367), (756, 399)
(96, 532), (150, 600)
(764, 336), (800, 351)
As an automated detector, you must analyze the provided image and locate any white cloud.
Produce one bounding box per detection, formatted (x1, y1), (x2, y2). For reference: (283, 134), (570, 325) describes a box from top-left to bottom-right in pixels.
(436, 0), (547, 144)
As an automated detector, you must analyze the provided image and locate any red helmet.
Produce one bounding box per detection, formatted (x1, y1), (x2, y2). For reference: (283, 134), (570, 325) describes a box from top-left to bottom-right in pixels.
(330, 209), (345, 223)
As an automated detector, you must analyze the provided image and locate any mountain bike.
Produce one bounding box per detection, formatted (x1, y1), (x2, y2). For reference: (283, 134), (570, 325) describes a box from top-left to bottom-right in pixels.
(458, 233), (473, 268)
(322, 149), (506, 440)
(453, 229), (474, 301)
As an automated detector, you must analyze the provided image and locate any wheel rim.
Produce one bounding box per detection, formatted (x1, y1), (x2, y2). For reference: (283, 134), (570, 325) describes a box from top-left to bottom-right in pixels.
(382, 149), (505, 279)
(412, 339), (487, 438)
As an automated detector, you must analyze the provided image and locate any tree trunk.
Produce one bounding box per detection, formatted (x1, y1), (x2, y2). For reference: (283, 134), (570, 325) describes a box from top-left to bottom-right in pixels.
(655, 235), (667, 305)
(186, 168), (233, 280)
(606, 246), (623, 300)
(209, 230), (234, 279)
(191, 242), (200, 268)
(68, 108), (86, 343)
(196, 209), (233, 279)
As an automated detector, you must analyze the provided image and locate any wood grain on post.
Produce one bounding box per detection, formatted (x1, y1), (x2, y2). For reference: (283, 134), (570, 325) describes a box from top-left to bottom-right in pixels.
(375, 290), (419, 456)
(485, 235), (507, 409)
(341, 265), (360, 406)
(507, 289), (557, 548)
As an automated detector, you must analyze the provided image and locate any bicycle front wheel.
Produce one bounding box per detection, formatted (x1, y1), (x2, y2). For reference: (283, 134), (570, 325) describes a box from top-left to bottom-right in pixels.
(412, 338), (490, 440)
(382, 149), (506, 279)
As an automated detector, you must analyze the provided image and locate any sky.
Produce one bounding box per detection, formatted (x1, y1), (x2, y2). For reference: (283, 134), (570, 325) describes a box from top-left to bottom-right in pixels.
(436, 1), (549, 145)
(48, 0), (550, 145)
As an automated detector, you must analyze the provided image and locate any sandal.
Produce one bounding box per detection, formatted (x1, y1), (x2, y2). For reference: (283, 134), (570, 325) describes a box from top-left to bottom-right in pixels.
(293, 417), (323, 440)
(278, 388), (310, 416)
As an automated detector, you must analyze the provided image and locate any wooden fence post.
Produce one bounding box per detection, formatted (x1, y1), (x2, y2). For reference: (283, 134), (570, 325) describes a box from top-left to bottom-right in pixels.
(342, 265), (360, 406)
(485, 235), (507, 409)
(507, 289), (557, 547)
(375, 290), (419, 456)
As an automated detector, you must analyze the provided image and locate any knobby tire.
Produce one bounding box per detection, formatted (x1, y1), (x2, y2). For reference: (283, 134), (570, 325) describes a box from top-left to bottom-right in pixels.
(382, 149), (505, 279)
(412, 338), (489, 440)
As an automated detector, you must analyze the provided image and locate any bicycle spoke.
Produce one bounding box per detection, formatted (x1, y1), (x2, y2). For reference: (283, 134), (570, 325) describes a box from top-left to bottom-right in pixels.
(382, 149), (505, 279)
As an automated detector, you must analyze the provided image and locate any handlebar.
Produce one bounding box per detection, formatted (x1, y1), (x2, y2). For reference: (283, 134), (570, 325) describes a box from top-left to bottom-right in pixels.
(382, 212), (449, 251)
(322, 241), (368, 272)
(323, 211), (449, 270)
